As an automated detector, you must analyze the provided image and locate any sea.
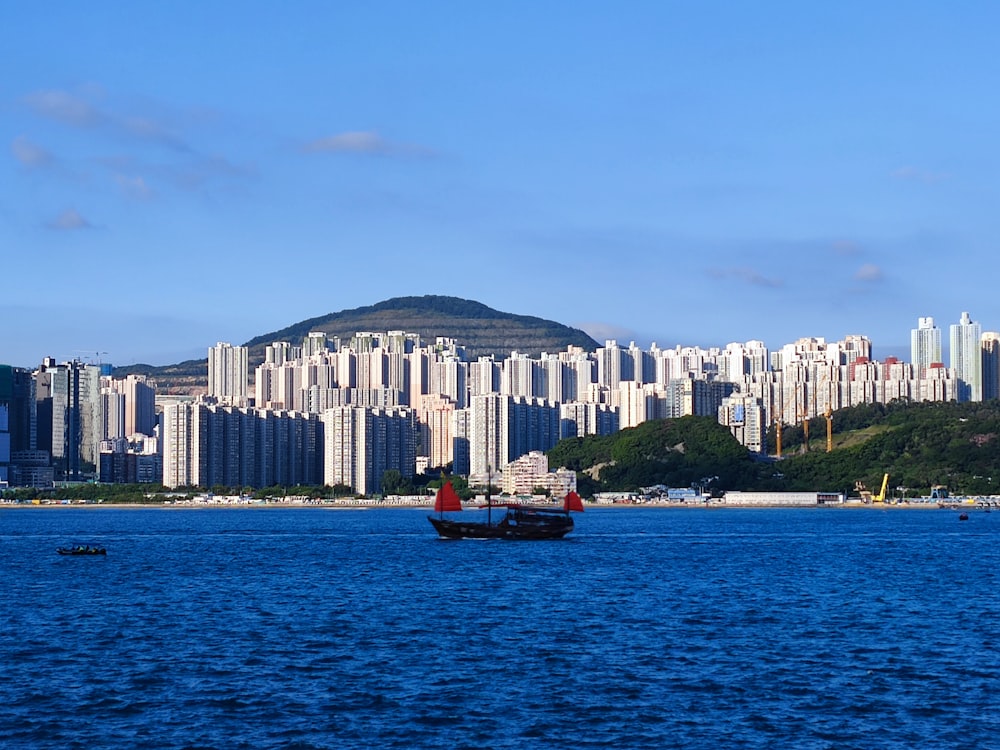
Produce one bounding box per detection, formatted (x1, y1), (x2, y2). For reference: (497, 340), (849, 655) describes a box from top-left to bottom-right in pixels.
(1, 505), (997, 750)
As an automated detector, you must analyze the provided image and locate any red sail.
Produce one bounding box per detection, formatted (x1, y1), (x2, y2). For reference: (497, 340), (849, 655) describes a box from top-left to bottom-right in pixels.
(434, 481), (463, 512)
(563, 491), (584, 512)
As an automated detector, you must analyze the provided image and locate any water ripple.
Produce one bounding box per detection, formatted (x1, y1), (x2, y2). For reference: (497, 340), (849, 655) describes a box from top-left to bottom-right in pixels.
(2, 507), (999, 748)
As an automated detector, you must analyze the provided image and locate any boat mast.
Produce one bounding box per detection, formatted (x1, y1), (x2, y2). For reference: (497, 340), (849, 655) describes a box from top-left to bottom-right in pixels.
(487, 462), (493, 527)
(484, 415), (493, 526)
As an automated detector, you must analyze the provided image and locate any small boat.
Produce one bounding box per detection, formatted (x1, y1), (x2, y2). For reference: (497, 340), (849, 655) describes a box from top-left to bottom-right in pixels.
(959, 513), (969, 521)
(428, 482), (584, 540)
(56, 545), (107, 556)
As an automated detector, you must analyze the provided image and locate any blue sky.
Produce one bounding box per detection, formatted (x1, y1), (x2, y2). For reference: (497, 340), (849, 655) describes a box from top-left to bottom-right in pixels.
(4, 2), (999, 368)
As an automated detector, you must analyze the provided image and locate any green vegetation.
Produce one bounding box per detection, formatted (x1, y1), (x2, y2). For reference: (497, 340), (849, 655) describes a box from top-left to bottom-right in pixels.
(547, 401), (1000, 497)
(770, 400), (1000, 496)
(1, 483), (175, 504)
(548, 417), (759, 495)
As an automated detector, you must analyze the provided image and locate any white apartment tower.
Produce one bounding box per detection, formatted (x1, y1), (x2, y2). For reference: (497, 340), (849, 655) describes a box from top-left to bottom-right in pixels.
(208, 342), (249, 406)
(911, 317), (942, 377)
(950, 312), (983, 402)
(718, 393), (767, 454)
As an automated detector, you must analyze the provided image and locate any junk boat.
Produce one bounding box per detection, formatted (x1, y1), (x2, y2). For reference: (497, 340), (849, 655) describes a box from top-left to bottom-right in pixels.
(428, 481), (584, 540)
(57, 545), (107, 556)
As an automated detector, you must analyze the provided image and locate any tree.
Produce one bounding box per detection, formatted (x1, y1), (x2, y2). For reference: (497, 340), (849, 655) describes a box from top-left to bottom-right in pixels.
(381, 469), (403, 494)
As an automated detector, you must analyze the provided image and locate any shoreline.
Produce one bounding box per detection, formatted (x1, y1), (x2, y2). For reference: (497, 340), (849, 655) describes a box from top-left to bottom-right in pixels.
(0, 500), (957, 510)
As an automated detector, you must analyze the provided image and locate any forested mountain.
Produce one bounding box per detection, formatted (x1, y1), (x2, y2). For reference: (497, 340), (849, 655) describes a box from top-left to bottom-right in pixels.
(548, 401), (1000, 497)
(115, 296), (599, 392)
(244, 295), (598, 360)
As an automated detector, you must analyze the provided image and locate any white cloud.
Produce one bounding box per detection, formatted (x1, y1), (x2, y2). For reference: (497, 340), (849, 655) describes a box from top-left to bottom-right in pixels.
(854, 263), (884, 282)
(11, 136), (52, 167)
(114, 174), (154, 200)
(23, 87), (195, 154)
(892, 166), (950, 184)
(46, 209), (94, 231)
(304, 130), (433, 157)
(831, 240), (861, 256)
(24, 89), (101, 127)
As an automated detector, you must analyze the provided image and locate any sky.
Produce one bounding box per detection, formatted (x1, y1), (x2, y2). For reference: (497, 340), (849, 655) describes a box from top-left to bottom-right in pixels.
(4, 2), (1000, 369)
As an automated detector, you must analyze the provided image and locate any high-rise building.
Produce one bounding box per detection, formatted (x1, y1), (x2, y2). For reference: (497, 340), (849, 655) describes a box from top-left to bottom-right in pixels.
(416, 394), (456, 469)
(0, 366), (35, 485)
(162, 402), (201, 488)
(596, 340), (633, 388)
(982, 332), (1000, 401)
(45, 361), (102, 479)
(950, 312), (983, 401)
(101, 375), (156, 439)
(321, 406), (416, 495)
(162, 403), (322, 490)
(911, 317), (942, 377)
(469, 394), (559, 478)
(559, 401), (619, 438)
(718, 393), (767, 454)
(208, 342), (249, 406)
(0, 367), (12, 486)
(302, 331), (329, 357)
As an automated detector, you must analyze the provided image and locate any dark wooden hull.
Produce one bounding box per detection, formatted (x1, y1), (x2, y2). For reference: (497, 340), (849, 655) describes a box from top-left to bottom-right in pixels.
(56, 547), (106, 556)
(428, 514), (573, 540)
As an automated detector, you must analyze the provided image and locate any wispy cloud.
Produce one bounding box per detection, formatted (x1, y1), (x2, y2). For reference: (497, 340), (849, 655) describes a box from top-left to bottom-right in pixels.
(96, 153), (253, 194)
(576, 321), (637, 343)
(831, 240), (861, 257)
(45, 209), (95, 231)
(11, 136), (53, 167)
(892, 166), (950, 184)
(854, 263), (884, 282)
(19, 87), (254, 199)
(121, 115), (191, 153)
(114, 174), (154, 200)
(23, 87), (191, 152)
(24, 89), (102, 127)
(707, 267), (784, 288)
(304, 130), (434, 157)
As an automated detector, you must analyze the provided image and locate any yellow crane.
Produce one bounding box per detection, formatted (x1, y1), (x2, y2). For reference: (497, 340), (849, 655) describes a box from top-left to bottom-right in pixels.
(856, 473), (890, 503)
(874, 473), (890, 502)
(825, 407), (833, 453)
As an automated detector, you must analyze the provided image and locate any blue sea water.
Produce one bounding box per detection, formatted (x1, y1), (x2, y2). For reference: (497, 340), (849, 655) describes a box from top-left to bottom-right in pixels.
(1, 506), (998, 749)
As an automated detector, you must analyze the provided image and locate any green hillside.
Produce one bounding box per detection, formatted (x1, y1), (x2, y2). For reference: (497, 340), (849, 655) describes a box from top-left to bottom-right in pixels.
(548, 401), (1000, 498)
(548, 416), (761, 497)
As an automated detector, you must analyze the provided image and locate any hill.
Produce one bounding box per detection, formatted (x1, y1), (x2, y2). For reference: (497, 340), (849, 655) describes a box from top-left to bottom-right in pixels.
(244, 295), (598, 361)
(115, 296), (599, 392)
(547, 416), (762, 497)
(548, 401), (1000, 497)
(765, 400), (1000, 497)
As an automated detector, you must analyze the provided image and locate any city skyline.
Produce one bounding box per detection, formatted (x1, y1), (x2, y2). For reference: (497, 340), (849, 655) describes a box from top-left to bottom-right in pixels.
(6, 4), (1000, 367)
(3, 321), (973, 491)
(0, 305), (993, 373)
